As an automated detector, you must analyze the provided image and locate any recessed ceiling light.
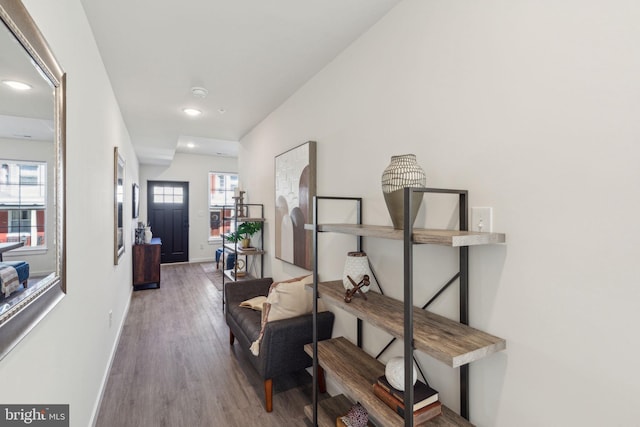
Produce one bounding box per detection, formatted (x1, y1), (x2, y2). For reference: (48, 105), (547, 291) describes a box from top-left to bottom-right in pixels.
(2, 80), (32, 91)
(191, 87), (208, 98)
(218, 108), (226, 114)
(183, 108), (202, 117)
(187, 142), (195, 148)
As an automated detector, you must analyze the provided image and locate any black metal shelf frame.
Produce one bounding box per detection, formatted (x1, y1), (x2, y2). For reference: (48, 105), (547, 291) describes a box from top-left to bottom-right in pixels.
(221, 202), (265, 310)
(310, 188), (471, 427)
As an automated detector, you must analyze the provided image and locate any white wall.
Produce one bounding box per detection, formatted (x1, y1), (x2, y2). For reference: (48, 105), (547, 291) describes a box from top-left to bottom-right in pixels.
(240, 0), (640, 425)
(0, 1), (138, 426)
(140, 152), (237, 263)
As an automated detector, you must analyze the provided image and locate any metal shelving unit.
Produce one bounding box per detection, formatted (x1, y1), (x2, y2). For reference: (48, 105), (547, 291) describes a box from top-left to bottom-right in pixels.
(308, 189), (506, 427)
(220, 202), (265, 308)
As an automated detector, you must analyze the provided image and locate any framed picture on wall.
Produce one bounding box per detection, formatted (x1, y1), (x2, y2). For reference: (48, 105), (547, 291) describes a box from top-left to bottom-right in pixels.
(274, 141), (316, 270)
(132, 183), (140, 218)
(114, 147), (125, 264)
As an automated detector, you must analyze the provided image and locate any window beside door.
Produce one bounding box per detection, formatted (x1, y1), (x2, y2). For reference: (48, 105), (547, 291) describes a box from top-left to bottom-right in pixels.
(208, 172), (238, 242)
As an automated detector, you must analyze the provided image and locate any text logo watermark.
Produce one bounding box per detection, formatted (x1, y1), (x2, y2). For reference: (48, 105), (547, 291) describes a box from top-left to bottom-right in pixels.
(0, 405), (68, 426)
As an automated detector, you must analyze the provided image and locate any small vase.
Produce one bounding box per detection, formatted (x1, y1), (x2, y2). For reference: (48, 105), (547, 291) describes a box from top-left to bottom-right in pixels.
(342, 252), (376, 292)
(144, 227), (152, 243)
(381, 154), (426, 229)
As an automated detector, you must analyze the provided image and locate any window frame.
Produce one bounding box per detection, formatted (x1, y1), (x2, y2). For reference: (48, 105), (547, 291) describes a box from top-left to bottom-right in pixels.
(0, 159), (48, 252)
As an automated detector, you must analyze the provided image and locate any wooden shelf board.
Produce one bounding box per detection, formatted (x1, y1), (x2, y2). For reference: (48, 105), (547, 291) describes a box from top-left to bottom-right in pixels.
(305, 338), (474, 426)
(304, 394), (375, 427)
(223, 270), (254, 282)
(222, 243), (266, 255)
(309, 224), (505, 247)
(316, 281), (506, 368)
(222, 217), (265, 222)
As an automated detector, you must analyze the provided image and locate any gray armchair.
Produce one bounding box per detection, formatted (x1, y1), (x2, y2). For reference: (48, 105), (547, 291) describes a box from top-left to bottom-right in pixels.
(225, 277), (334, 412)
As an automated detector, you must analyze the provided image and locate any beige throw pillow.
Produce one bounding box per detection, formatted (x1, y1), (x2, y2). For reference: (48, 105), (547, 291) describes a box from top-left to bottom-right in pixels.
(250, 275), (314, 356)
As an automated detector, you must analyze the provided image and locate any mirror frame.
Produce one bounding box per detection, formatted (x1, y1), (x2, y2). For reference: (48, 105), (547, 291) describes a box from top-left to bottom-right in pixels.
(0, 0), (66, 360)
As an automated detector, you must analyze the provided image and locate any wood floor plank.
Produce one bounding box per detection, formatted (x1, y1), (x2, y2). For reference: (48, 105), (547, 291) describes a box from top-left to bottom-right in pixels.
(96, 263), (315, 427)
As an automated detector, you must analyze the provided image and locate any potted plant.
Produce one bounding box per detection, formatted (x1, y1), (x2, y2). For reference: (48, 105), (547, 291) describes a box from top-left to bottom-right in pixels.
(227, 221), (262, 248)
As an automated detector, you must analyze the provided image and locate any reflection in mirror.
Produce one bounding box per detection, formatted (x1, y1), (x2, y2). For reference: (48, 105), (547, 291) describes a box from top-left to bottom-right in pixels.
(114, 147), (125, 264)
(0, 0), (66, 360)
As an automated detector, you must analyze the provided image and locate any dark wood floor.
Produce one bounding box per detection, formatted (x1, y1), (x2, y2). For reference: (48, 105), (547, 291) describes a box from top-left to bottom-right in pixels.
(96, 263), (314, 427)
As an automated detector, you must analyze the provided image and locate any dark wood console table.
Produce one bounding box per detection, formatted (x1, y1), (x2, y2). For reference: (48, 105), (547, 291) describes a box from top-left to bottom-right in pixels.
(132, 237), (161, 290)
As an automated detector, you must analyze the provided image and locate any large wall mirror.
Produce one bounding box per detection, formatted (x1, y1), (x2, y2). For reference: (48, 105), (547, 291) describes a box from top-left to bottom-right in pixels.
(0, 0), (66, 360)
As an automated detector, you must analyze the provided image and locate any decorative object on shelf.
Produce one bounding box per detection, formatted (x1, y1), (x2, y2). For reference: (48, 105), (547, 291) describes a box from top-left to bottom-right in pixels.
(342, 252), (374, 292)
(231, 259), (246, 277)
(233, 190), (247, 217)
(339, 403), (368, 427)
(381, 154), (426, 229)
(342, 252), (375, 303)
(144, 226), (153, 244)
(275, 141), (316, 270)
(344, 275), (369, 303)
(135, 222), (146, 244)
(385, 356), (418, 390)
(226, 222), (263, 248)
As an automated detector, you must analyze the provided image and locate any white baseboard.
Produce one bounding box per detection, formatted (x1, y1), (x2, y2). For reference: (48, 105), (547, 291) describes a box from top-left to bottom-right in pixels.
(89, 290), (132, 427)
(189, 257), (215, 264)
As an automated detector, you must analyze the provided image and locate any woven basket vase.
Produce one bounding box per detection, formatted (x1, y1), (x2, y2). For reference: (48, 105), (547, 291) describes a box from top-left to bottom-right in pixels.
(381, 154), (426, 229)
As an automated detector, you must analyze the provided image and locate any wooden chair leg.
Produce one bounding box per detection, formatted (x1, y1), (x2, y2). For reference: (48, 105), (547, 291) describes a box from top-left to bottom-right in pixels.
(229, 330), (235, 345)
(264, 378), (273, 412)
(318, 365), (327, 394)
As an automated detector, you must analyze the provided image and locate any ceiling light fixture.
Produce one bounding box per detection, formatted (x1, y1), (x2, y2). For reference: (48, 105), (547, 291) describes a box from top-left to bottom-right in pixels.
(2, 80), (32, 91)
(183, 108), (202, 117)
(191, 87), (208, 98)
(187, 142), (195, 148)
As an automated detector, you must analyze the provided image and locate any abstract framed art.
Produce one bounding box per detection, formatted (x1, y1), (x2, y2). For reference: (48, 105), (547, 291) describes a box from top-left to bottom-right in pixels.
(275, 141), (316, 270)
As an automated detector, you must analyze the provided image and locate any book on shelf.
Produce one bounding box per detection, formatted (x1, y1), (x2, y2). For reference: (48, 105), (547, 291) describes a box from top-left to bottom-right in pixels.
(376, 376), (439, 411)
(372, 383), (442, 424)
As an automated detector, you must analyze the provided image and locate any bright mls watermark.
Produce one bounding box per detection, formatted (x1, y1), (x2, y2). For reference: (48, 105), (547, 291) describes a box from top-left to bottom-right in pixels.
(0, 405), (68, 426)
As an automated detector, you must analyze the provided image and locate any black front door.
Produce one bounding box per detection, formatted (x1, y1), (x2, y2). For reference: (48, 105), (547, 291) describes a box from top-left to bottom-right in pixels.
(147, 181), (189, 263)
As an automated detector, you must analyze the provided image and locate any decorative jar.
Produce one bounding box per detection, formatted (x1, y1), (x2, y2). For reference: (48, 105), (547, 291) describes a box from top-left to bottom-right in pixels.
(381, 154), (426, 229)
(342, 252), (376, 292)
(144, 227), (153, 243)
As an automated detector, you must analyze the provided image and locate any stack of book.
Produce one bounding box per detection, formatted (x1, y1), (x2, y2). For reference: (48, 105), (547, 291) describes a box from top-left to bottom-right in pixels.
(372, 376), (441, 425)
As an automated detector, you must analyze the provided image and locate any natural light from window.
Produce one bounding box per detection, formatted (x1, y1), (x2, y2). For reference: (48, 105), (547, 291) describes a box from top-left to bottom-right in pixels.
(0, 160), (47, 249)
(208, 172), (238, 241)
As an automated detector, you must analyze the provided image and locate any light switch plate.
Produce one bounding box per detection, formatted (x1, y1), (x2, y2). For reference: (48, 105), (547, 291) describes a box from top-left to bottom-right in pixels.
(471, 207), (493, 232)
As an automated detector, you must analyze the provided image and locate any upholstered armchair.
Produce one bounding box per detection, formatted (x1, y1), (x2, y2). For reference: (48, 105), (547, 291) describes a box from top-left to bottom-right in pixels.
(225, 277), (334, 412)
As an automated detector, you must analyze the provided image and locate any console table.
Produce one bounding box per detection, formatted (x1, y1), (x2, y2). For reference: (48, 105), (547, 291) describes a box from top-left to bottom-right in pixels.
(132, 237), (161, 289)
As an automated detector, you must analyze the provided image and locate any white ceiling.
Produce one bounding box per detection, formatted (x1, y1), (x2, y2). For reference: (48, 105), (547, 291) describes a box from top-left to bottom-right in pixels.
(79, 0), (401, 165)
(0, 18), (54, 142)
